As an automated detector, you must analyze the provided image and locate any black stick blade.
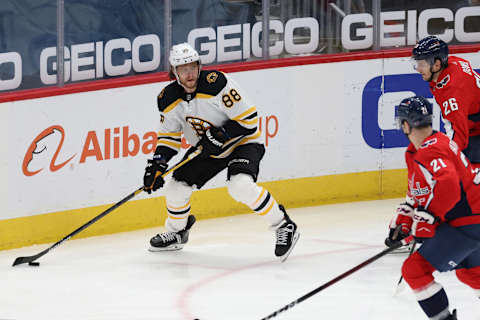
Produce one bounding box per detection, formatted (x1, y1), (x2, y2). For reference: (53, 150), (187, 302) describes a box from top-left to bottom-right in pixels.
(13, 256), (35, 266)
(12, 251), (46, 266)
(11, 187), (145, 268)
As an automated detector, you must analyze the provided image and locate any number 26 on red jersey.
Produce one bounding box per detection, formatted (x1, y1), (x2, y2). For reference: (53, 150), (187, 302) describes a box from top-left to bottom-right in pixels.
(442, 98), (458, 116)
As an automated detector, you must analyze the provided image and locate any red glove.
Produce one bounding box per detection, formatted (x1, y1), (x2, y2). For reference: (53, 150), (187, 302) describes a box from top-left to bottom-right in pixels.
(390, 203), (414, 233)
(385, 202), (414, 248)
(412, 207), (440, 239)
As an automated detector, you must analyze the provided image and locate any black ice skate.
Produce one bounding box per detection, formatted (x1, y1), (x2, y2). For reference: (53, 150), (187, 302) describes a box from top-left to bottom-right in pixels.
(272, 205), (300, 262)
(149, 215), (196, 252)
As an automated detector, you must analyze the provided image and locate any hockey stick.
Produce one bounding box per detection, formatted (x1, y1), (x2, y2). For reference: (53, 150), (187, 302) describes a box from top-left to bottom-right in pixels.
(260, 235), (414, 320)
(393, 238), (417, 296)
(12, 148), (201, 267)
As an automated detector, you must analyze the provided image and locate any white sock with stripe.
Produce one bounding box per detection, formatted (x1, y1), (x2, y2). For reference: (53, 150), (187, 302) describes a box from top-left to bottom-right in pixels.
(165, 201), (191, 232)
(227, 174), (284, 226)
(251, 187), (284, 226)
(164, 179), (193, 232)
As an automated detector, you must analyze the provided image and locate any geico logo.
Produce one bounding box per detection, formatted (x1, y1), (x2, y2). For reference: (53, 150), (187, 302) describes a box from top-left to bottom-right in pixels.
(22, 125), (76, 176)
(188, 17), (319, 64)
(342, 6), (480, 50)
(362, 73), (437, 149)
(0, 52), (22, 91)
(362, 67), (480, 149)
(40, 34), (161, 85)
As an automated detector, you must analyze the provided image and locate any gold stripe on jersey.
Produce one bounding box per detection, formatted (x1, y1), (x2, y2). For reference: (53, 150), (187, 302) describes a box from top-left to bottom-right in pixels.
(157, 139), (181, 150)
(157, 131), (181, 137)
(232, 106), (257, 121)
(163, 98), (183, 114)
(211, 129), (262, 158)
(239, 129), (261, 144)
(237, 118), (258, 125)
(196, 93), (215, 99)
(157, 131), (182, 151)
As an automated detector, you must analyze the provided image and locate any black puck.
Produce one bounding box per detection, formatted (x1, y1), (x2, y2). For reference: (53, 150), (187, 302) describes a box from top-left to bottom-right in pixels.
(28, 262), (40, 266)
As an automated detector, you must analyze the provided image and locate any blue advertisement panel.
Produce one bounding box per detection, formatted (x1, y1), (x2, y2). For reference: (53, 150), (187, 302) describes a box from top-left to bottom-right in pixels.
(361, 68), (480, 149)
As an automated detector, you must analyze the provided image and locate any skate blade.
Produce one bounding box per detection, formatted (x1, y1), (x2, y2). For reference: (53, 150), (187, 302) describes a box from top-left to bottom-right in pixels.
(393, 279), (406, 296)
(279, 232), (300, 263)
(148, 244), (185, 252)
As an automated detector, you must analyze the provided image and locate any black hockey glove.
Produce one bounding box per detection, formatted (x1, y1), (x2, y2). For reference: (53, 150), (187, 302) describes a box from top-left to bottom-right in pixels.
(197, 126), (229, 159)
(385, 225), (410, 248)
(143, 155), (168, 194)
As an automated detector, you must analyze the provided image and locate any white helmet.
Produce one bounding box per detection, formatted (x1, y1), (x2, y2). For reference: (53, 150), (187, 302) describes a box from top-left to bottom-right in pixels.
(169, 43), (201, 88)
(169, 43), (200, 68)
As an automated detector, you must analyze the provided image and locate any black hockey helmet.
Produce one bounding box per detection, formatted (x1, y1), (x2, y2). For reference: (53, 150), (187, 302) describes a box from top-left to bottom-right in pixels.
(412, 36), (449, 68)
(395, 96), (433, 129)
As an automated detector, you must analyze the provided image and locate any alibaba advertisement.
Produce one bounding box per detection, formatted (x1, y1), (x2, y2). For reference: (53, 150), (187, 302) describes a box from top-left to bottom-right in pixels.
(5, 81), (280, 220)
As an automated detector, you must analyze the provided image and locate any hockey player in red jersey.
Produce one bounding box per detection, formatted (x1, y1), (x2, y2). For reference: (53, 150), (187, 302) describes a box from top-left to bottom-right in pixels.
(142, 43), (299, 262)
(412, 36), (480, 165)
(387, 96), (480, 319)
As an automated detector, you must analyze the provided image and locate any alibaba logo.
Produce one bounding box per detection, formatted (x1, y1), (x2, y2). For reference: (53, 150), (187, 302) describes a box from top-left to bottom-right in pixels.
(22, 125), (76, 176)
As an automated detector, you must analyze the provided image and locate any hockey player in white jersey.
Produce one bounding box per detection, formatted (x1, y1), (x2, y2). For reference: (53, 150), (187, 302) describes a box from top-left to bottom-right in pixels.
(143, 43), (299, 262)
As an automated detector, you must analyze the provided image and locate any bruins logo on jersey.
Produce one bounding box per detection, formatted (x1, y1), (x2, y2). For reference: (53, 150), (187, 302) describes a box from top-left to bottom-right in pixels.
(186, 116), (214, 136)
(206, 72), (218, 84)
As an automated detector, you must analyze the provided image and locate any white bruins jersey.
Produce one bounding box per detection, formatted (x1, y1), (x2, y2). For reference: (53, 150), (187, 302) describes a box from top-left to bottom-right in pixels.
(156, 70), (261, 159)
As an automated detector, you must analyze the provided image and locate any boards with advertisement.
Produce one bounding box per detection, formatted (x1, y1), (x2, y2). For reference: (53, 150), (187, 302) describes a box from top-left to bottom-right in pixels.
(1, 47), (479, 250)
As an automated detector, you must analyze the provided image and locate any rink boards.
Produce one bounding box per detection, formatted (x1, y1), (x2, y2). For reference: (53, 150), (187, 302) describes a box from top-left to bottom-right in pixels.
(1, 47), (479, 250)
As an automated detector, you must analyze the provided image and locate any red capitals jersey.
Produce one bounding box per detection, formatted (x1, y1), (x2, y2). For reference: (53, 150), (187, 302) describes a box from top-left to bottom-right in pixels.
(430, 56), (480, 151)
(406, 132), (480, 225)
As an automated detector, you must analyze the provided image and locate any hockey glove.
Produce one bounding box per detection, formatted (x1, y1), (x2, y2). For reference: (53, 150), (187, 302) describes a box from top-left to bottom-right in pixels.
(412, 207), (440, 239)
(143, 155), (168, 194)
(197, 126), (229, 159)
(385, 202), (414, 248)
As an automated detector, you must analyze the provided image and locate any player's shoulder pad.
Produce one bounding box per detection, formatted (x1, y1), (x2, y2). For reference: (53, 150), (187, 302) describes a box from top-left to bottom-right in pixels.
(157, 81), (183, 112)
(196, 70), (227, 96)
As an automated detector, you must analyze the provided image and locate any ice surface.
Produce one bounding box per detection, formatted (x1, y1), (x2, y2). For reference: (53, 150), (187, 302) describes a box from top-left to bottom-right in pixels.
(1, 198), (479, 320)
